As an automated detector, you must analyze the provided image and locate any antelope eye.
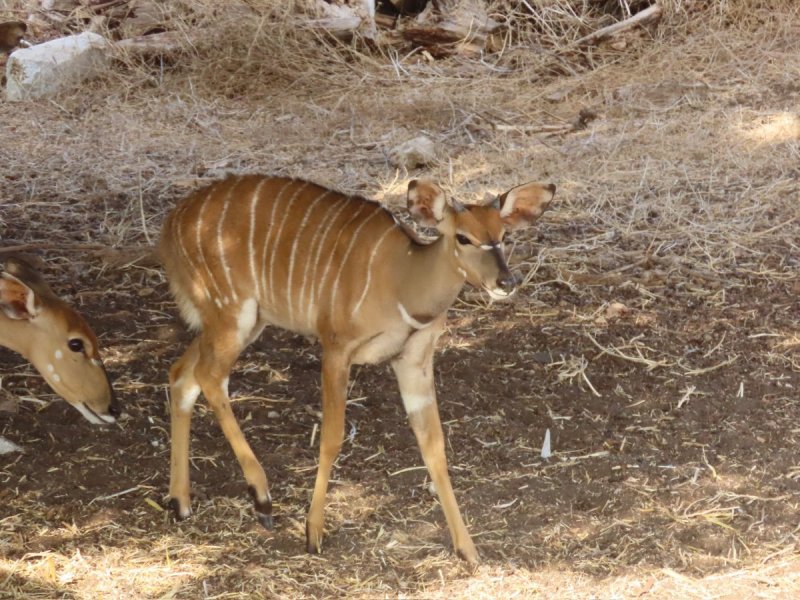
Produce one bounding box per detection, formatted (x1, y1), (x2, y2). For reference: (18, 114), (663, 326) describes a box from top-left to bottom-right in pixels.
(67, 338), (85, 353)
(455, 234), (472, 246)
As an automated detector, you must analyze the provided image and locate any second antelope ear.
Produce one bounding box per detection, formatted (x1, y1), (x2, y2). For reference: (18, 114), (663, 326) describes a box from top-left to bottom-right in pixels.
(407, 180), (448, 227)
(499, 182), (557, 231)
(0, 273), (39, 320)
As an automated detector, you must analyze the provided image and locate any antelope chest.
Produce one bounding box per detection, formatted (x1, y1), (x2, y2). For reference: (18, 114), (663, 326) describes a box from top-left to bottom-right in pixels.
(351, 324), (414, 365)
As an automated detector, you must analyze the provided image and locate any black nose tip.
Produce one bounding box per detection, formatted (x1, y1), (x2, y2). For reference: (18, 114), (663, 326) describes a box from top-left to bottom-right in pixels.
(108, 396), (121, 418)
(102, 365), (120, 417)
(498, 273), (516, 291)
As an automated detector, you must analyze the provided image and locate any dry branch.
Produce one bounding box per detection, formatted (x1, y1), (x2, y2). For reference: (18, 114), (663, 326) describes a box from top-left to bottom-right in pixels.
(575, 3), (663, 46)
(401, 0), (501, 56)
(115, 30), (189, 54)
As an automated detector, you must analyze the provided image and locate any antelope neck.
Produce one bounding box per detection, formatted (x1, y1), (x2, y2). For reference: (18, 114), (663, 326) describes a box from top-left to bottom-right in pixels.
(396, 235), (465, 322)
(0, 313), (35, 359)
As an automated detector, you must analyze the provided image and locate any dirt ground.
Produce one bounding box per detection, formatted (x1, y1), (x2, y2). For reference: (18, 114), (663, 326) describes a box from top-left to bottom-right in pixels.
(2, 2), (800, 598)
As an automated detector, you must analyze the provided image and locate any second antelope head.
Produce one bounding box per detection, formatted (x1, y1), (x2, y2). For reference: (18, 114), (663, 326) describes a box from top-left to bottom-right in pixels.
(0, 256), (119, 425)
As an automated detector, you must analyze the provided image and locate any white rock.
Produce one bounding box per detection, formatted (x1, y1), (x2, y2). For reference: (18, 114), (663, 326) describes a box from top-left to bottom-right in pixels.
(6, 32), (110, 101)
(389, 135), (437, 169)
(541, 428), (551, 459)
(0, 436), (23, 455)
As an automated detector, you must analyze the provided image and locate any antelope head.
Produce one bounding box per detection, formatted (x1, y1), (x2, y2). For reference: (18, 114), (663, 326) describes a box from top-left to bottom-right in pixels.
(407, 179), (556, 300)
(0, 256), (119, 424)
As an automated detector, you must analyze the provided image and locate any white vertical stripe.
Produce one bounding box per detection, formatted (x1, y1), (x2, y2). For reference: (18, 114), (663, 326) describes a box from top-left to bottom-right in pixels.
(194, 187), (226, 303)
(260, 179), (295, 307)
(314, 202), (370, 312)
(268, 181), (308, 309)
(330, 206), (383, 311)
(350, 222), (395, 316)
(172, 201), (207, 299)
(248, 178), (268, 300)
(285, 190), (330, 325)
(302, 196), (349, 327)
(217, 179), (241, 304)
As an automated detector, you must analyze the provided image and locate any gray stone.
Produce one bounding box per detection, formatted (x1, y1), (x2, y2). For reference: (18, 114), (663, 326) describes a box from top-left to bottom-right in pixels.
(389, 135), (437, 169)
(6, 32), (109, 101)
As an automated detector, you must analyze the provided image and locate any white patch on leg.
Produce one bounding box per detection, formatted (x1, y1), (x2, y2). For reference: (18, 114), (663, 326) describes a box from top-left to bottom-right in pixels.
(177, 382), (201, 413)
(397, 303), (430, 330)
(401, 392), (432, 414)
(221, 377), (230, 396)
(236, 298), (258, 345)
(172, 287), (203, 330)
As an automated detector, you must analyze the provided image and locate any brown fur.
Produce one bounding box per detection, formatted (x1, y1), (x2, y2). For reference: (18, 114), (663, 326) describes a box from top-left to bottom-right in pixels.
(160, 175), (555, 564)
(0, 255), (117, 424)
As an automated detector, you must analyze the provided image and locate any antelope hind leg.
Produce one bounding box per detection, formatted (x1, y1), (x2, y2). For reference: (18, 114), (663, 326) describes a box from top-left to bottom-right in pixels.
(193, 329), (274, 528)
(167, 338), (201, 519)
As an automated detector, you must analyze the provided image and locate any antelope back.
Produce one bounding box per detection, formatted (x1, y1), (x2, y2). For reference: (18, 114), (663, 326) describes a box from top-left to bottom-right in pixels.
(0, 256), (117, 424)
(160, 175), (409, 335)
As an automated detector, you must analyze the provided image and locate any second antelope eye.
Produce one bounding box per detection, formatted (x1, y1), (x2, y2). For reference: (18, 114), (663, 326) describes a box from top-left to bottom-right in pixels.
(67, 338), (85, 353)
(456, 234), (472, 246)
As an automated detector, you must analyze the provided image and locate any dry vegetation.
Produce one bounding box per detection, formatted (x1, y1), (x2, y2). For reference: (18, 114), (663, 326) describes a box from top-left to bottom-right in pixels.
(2, 0), (800, 598)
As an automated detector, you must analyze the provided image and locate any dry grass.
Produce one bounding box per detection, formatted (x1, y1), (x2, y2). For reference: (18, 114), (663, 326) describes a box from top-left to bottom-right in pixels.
(2, 0), (800, 598)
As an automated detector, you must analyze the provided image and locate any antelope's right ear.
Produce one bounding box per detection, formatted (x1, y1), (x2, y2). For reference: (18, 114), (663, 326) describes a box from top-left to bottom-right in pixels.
(0, 273), (39, 320)
(499, 182), (557, 231)
(407, 180), (448, 227)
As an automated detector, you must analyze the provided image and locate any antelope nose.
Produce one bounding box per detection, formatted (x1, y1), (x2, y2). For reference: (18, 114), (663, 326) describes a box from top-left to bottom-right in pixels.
(497, 272), (517, 292)
(104, 367), (121, 417)
(108, 395), (121, 418)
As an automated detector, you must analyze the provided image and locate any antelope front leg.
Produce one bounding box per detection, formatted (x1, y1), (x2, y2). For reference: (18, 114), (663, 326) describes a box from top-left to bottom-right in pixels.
(194, 333), (274, 528)
(391, 323), (479, 565)
(306, 348), (350, 554)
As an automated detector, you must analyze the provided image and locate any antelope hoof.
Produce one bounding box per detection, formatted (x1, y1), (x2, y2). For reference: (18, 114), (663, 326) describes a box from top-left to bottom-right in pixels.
(248, 486), (274, 530)
(257, 512), (274, 530)
(305, 521), (323, 555)
(167, 497), (192, 521)
(456, 543), (480, 567)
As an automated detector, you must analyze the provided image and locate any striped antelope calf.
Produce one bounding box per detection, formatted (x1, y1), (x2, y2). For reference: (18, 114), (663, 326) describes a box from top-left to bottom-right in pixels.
(160, 174), (555, 564)
(0, 255), (119, 424)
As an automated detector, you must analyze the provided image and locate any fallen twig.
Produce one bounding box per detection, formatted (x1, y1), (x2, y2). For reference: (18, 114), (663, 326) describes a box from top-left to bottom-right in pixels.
(574, 3), (663, 46)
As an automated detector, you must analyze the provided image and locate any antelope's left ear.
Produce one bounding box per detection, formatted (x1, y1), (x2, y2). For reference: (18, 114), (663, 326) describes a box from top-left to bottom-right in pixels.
(407, 179), (448, 227)
(498, 182), (556, 231)
(0, 272), (40, 320)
